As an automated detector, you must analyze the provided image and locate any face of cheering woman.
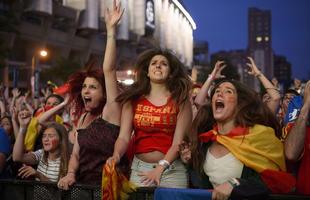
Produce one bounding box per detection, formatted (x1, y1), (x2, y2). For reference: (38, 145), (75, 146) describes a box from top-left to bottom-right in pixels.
(212, 81), (238, 125)
(81, 77), (104, 112)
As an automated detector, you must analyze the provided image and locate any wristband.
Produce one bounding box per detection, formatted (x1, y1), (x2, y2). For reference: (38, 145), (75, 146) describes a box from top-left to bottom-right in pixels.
(227, 178), (240, 188)
(19, 127), (27, 134)
(158, 159), (170, 170)
(207, 74), (214, 81)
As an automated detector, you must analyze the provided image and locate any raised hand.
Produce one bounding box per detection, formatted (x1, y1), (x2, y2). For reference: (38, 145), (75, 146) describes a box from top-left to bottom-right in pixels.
(63, 94), (70, 106)
(210, 61), (226, 80)
(246, 57), (261, 77)
(104, 0), (124, 30)
(18, 109), (31, 129)
(0, 98), (5, 116)
(303, 80), (310, 108)
(12, 88), (21, 99)
(41, 88), (51, 99)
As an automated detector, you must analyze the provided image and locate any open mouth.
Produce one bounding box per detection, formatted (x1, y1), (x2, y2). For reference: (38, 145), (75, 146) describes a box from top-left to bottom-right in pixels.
(215, 101), (224, 112)
(83, 97), (92, 105)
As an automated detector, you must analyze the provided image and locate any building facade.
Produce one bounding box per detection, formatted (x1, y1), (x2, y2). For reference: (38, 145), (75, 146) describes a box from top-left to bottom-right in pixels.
(248, 7), (273, 90)
(0, 0), (195, 89)
(274, 54), (292, 91)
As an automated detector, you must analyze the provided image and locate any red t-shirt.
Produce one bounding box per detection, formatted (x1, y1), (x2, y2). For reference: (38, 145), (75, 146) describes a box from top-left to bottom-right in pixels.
(132, 96), (179, 154)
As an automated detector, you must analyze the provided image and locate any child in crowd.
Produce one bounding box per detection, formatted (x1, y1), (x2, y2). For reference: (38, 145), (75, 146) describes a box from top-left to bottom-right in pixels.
(13, 111), (69, 182)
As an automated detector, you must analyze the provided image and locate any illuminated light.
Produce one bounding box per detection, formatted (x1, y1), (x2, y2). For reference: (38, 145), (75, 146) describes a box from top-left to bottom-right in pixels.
(123, 79), (134, 85)
(256, 36), (262, 42)
(127, 70), (133, 75)
(40, 50), (48, 57)
(171, 0), (196, 30)
(265, 36), (269, 41)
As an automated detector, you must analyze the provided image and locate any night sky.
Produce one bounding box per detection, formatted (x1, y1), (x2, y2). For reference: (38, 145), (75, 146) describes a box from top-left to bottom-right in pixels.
(182, 0), (310, 80)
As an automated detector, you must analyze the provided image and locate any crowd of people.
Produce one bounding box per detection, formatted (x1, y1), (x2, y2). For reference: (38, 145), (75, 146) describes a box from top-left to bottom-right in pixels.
(0, 1), (309, 199)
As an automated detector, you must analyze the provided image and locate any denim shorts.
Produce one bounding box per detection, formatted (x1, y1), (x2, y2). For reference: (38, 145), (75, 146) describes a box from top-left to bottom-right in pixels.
(130, 156), (188, 188)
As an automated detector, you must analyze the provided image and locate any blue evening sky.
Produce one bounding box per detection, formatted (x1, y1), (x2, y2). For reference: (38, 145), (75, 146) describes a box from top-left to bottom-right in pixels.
(182, 0), (310, 80)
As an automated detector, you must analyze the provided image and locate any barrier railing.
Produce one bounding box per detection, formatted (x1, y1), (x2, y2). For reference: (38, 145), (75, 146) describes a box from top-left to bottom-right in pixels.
(0, 179), (154, 200)
(1, 179), (310, 200)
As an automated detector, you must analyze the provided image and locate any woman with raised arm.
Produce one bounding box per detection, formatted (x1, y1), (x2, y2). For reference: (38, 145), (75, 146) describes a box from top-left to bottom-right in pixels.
(107, 48), (192, 188)
(57, 0), (126, 190)
(180, 79), (295, 200)
(247, 57), (281, 114)
(194, 61), (226, 107)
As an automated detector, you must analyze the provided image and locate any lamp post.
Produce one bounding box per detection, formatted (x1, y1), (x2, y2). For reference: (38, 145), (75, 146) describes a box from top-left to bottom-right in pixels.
(31, 49), (48, 98)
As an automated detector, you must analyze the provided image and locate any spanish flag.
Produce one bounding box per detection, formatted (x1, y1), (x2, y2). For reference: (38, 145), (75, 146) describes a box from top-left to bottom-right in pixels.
(101, 161), (136, 200)
(199, 124), (296, 193)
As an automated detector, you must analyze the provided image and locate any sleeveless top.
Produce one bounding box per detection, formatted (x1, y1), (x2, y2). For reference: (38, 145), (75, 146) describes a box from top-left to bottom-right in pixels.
(203, 150), (243, 187)
(77, 117), (129, 184)
(132, 96), (179, 154)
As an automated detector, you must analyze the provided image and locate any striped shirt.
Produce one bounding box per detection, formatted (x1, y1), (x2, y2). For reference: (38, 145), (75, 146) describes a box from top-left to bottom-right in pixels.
(32, 149), (60, 182)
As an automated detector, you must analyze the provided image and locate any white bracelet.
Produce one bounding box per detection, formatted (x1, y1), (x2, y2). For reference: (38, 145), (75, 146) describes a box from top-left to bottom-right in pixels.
(228, 178), (240, 188)
(158, 159), (170, 170)
(19, 127), (27, 134)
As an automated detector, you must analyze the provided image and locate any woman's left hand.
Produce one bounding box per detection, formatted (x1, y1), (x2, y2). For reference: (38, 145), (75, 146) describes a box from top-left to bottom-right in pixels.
(138, 166), (164, 186)
(212, 182), (233, 200)
(104, 0), (124, 30)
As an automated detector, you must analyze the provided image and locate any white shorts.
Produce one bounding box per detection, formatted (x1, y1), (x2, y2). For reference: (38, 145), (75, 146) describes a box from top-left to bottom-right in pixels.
(130, 156), (188, 188)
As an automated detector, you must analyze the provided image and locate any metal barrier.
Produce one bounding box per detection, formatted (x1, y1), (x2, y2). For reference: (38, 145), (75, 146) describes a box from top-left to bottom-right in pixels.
(1, 179), (310, 200)
(0, 179), (154, 200)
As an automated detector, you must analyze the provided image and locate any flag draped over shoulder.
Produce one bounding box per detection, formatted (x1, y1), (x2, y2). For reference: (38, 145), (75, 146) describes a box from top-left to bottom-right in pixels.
(199, 124), (296, 193)
(102, 161), (136, 200)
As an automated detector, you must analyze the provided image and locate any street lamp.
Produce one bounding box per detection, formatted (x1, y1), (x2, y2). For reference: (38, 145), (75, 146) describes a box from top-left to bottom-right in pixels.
(31, 49), (48, 98)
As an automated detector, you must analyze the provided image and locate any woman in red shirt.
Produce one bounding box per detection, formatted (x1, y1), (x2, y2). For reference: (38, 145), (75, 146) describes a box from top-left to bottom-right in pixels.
(107, 49), (192, 188)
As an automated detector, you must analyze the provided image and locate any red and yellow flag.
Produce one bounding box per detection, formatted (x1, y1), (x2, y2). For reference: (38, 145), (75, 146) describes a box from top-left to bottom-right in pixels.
(199, 124), (296, 193)
(102, 161), (136, 200)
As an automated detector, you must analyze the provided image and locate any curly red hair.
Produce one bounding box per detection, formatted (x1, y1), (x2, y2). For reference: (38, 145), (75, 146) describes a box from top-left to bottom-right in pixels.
(67, 68), (106, 117)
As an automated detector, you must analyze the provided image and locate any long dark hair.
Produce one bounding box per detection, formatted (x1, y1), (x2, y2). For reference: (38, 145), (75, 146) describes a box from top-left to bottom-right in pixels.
(190, 79), (281, 173)
(190, 103), (214, 174)
(210, 79), (281, 136)
(116, 48), (192, 105)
